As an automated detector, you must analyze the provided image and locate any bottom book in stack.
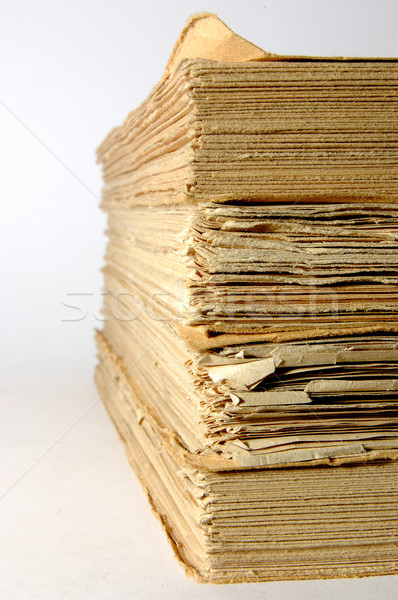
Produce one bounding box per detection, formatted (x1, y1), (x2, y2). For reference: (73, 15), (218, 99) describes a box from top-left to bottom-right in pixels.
(95, 332), (398, 583)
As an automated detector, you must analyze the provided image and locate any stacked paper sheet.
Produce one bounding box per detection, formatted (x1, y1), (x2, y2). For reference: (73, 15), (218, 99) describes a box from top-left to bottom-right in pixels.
(95, 13), (398, 582)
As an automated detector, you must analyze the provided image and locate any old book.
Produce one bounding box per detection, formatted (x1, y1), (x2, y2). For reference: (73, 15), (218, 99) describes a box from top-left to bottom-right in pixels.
(95, 13), (398, 582)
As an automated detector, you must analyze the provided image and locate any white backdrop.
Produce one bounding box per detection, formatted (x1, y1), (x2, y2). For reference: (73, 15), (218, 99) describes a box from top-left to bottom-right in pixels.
(1, 1), (397, 599)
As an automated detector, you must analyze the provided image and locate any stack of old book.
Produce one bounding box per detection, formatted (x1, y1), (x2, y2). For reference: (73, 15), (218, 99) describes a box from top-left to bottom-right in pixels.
(95, 14), (398, 582)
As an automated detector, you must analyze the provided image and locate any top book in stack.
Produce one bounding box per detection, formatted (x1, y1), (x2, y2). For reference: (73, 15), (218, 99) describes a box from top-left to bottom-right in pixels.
(97, 13), (398, 469)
